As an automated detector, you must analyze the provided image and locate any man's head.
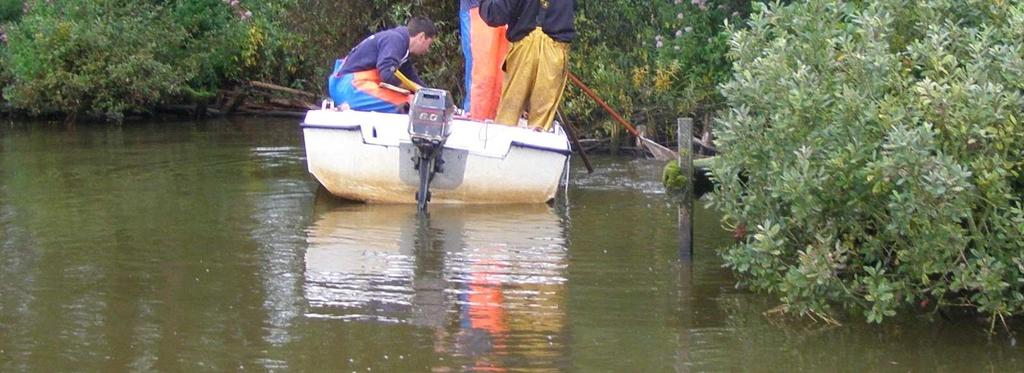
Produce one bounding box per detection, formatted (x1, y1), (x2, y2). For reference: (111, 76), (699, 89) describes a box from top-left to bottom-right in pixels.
(407, 16), (437, 56)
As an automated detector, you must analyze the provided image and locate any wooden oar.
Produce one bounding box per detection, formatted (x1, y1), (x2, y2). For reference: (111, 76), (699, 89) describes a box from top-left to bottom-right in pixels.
(567, 72), (678, 161)
(557, 109), (594, 173)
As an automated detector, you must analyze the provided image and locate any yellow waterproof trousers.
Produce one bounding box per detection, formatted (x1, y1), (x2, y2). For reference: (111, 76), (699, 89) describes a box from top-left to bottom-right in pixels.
(495, 28), (569, 131)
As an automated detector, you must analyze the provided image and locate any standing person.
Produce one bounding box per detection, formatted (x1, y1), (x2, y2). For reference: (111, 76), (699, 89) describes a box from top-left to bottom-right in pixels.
(480, 0), (576, 131)
(460, 0), (509, 121)
(328, 16), (437, 113)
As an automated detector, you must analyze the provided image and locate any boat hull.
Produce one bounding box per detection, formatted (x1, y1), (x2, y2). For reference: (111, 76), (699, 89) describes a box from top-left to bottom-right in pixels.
(302, 110), (570, 204)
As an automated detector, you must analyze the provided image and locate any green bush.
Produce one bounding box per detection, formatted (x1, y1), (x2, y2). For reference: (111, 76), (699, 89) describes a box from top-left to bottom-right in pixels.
(229, 1), (313, 88)
(564, 1), (661, 143)
(0, 0), (21, 23)
(0, 0), (10, 92)
(3, 1), (187, 119)
(166, 0), (247, 91)
(1, 0), (309, 120)
(564, 0), (749, 145)
(709, 0), (1024, 325)
(653, 0), (750, 125)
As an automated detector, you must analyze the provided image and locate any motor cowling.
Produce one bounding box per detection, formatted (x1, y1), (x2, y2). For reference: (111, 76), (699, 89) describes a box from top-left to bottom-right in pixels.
(408, 88), (455, 147)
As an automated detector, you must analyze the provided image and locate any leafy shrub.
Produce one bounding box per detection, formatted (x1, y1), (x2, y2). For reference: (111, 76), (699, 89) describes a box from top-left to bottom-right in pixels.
(563, 1), (659, 142)
(167, 0), (247, 92)
(3, 1), (187, 119)
(229, 1), (313, 88)
(2, 0), (310, 119)
(0, 0), (21, 23)
(710, 0), (1024, 324)
(564, 0), (749, 146)
(0, 0), (10, 92)
(652, 0), (750, 127)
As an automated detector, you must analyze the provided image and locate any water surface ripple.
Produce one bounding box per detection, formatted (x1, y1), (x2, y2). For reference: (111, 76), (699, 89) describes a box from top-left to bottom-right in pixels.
(1, 120), (1022, 371)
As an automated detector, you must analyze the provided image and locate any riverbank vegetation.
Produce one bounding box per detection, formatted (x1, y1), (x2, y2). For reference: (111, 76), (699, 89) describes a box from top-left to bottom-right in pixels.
(710, 0), (1024, 327)
(1, 0), (309, 121)
(0, 0), (743, 143)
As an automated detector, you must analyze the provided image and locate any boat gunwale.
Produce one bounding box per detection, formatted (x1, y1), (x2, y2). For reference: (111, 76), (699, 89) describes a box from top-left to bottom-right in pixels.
(300, 123), (573, 156)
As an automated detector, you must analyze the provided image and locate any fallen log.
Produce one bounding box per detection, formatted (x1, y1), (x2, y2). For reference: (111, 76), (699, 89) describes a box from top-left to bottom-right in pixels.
(250, 81), (318, 99)
(236, 109), (306, 118)
(158, 104), (227, 119)
(241, 103), (279, 112)
(268, 98), (317, 110)
(221, 86), (249, 114)
(690, 136), (718, 155)
(158, 105), (197, 114)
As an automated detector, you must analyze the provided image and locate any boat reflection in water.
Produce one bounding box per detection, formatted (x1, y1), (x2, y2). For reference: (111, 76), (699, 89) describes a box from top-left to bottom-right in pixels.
(304, 202), (569, 368)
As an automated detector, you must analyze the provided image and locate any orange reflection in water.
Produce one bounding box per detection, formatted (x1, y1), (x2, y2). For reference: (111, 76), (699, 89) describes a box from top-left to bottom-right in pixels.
(305, 203), (568, 370)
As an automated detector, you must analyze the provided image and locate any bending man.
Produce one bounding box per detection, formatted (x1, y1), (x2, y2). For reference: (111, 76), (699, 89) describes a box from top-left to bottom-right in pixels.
(329, 16), (437, 113)
(480, 0), (576, 131)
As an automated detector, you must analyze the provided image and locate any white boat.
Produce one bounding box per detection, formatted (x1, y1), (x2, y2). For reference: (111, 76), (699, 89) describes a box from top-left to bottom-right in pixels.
(301, 108), (571, 204)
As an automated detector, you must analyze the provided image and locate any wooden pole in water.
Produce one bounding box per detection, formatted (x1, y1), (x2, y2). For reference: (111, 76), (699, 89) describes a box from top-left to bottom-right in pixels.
(557, 110), (594, 174)
(678, 118), (694, 260)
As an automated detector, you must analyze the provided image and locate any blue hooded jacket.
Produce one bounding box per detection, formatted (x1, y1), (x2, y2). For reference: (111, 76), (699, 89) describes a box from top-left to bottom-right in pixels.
(338, 26), (425, 86)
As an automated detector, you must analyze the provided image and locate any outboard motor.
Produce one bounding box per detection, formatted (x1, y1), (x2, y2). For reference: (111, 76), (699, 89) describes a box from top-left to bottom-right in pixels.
(407, 88), (455, 212)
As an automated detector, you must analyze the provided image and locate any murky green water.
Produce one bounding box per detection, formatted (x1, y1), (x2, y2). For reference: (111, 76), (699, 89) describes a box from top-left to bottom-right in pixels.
(1, 118), (1022, 371)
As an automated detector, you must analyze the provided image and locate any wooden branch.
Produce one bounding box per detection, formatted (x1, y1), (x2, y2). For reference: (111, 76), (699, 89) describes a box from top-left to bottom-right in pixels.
(691, 136), (718, 154)
(268, 98), (317, 110)
(250, 81), (318, 99)
(222, 86), (249, 114)
(236, 109), (307, 118)
(241, 103), (277, 111)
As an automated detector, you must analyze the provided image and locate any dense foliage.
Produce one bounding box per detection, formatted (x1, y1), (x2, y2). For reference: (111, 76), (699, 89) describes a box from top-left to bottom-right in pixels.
(0, 0), (749, 137)
(565, 0), (748, 144)
(5, 1), (184, 119)
(710, 0), (1024, 325)
(0, 0), (20, 23)
(651, 0), (749, 137)
(1, 0), (305, 120)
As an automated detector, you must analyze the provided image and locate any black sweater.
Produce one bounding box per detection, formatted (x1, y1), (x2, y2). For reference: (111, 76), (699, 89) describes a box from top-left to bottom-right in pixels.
(479, 0), (577, 43)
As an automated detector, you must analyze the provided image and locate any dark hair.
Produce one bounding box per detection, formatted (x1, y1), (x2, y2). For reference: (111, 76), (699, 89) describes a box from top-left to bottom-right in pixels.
(407, 16), (437, 38)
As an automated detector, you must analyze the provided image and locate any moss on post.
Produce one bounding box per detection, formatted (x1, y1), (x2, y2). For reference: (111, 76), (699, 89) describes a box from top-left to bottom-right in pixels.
(663, 159), (689, 192)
